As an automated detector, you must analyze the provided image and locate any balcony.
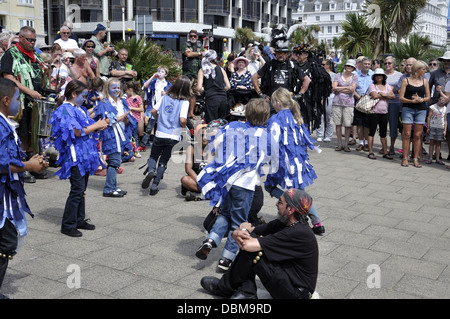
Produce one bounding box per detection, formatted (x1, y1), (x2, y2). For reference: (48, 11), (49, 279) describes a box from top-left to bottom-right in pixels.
(232, 7), (241, 17)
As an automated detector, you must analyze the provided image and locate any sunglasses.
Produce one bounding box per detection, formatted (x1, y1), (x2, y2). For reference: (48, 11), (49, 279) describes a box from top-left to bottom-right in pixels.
(189, 35), (198, 38)
(23, 37), (36, 43)
(384, 62), (392, 65)
(321, 63), (326, 66)
(61, 32), (70, 35)
(429, 63), (438, 66)
(85, 46), (95, 48)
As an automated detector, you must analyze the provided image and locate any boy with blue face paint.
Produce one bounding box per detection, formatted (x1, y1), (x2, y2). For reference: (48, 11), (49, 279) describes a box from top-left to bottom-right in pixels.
(0, 78), (48, 298)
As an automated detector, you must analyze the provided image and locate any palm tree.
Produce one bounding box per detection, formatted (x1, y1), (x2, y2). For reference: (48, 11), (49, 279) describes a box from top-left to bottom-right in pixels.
(234, 27), (255, 48)
(290, 25), (321, 48)
(339, 13), (373, 57)
(390, 33), (432, 61)
(372, 0), (426, 45)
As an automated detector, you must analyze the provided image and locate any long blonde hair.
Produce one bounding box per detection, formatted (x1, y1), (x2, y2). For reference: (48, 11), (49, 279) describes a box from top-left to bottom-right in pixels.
(271, 87), (303, 125)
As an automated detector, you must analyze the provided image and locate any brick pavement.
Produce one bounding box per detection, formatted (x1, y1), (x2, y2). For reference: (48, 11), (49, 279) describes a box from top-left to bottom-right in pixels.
(2, 136), (450, 299)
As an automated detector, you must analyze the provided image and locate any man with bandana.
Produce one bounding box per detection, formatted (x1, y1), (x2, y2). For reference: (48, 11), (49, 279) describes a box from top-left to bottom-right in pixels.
(200, 188), (319, 299)
(0, 26), (50, 183)
(182, 30), (204, 80)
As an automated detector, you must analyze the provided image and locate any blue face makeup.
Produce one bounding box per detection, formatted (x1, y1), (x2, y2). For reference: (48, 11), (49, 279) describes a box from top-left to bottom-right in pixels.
(109, 83), (121, 98)
(75, 90), (88, 106)
(9, 89), (20, 116)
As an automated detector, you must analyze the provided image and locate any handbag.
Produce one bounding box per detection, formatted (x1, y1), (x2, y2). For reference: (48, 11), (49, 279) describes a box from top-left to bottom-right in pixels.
(355, 94), (379, 114)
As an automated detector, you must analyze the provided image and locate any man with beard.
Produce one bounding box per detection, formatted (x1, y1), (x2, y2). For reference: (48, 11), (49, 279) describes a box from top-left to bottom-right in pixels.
(200, 188), (319, 299)
(429, 51), (450, 105)
(182, 30), (204, 80)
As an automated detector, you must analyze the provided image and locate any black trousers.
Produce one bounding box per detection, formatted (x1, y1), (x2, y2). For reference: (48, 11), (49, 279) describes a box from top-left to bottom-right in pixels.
(0, 219), (18, 289)
(62, 166), (89, 231)
(217, 245), (311, 299)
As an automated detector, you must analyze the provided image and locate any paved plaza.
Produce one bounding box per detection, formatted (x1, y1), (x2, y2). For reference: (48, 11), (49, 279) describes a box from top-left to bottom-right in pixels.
(2, 134), (450, 299)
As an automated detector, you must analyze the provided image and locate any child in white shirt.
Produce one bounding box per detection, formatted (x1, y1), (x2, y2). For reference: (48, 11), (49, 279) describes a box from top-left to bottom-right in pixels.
(426, 98), (447, 165)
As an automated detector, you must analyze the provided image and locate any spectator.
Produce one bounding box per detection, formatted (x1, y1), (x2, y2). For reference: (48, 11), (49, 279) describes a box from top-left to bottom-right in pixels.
(429, 51), (450, 105)
(229, 56), (253, 90)
(425, 96), (447, 165)
(245, 46), (265, 76)
(182, 30), (204, 80)
(371, 59), (382, 71)
(109, 48), (137, 88)
(399, 60), (430, 168)
(354, 57), (374, 151)
(90, 24), (116, 79)
(53, 21), (79, 43)
(384, 56), (403, 156)
(124, 81), (144, 154)
(444, 79), (450, 163)
(316, 59), (335, 142)
(53, 26), (79, 53)
(200, 188), (318, 299)
(366, 68), (395, 160)
(69, 48), (95, 85)
(82, 39), (100, 78)
(331, 59), (358, 152)
(425, 58), (439, 81)
(196, 50), (230, 123)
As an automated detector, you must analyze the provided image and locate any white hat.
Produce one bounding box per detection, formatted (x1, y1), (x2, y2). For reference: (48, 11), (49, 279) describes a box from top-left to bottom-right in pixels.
(62, 52), (74, 59)
(345, 59), (356, 69)
(372, 68), (387, 80)
(437, 51), (450, 61)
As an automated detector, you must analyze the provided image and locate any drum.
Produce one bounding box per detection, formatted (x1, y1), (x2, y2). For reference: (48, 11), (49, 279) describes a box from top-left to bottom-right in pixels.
(36, 99), (56, 137)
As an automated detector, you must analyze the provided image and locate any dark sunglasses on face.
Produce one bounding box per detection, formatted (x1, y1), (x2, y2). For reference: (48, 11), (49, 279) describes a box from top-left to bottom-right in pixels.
(189, 35), (197, 38)
(61, 32), (70, 35)
(23, 37), (36, 43)
(85, 46), (94, 48)
(429, 63), (438, 66)
(384, 62), (392, 65)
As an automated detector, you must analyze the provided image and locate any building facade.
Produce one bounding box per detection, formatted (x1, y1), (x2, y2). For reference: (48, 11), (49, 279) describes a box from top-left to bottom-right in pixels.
(45, 0), (300, 53)
(292, 0), (449, 53)
(0, 0), (46, 42)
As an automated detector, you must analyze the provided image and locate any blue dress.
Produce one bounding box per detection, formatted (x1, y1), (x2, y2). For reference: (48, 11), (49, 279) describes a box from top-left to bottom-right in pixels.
(197, 120), (272, 207)
(0, 113), (32, 236)
(49, 102), (101, 180)
(94, 98), (137, 155)
(264, 109), (317, 190)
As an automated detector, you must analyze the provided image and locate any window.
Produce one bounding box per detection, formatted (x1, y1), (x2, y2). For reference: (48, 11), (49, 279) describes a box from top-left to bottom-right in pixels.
(328, 26), (332, 34)
(18, 0), (33, 4)
(19, 19), (34, 28)
(329, 3), (335, 10)
(315, 4), (321, 12)
(316, 15), (320, 22)
(336, 26), (339, 33)
(345, 2), (351, 10)
(330, 14), (334, 21)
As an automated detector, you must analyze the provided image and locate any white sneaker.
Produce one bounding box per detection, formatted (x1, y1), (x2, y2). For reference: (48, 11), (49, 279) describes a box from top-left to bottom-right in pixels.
(323, 138), (332, 142)
(316, 137), (323, 142)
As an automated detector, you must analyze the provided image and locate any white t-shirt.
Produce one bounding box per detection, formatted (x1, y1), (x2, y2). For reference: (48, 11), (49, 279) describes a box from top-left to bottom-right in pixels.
(54, 38), (79, 51)
(444, 81), (450, 113)
(429, 103), (447, 129)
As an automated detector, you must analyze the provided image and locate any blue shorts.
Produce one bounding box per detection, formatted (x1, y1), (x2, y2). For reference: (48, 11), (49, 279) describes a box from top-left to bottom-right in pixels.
(401, 107), (427, 125)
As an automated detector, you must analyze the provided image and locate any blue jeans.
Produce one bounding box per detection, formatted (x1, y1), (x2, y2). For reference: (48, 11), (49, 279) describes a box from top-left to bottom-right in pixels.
(208, 186), (254, 260)
(388, 102), (402, 138)
(401, 107), (427, 125)
(264, 184), (322, 225)
(62, 166), (88, 231)
(104, 152), (121, 193)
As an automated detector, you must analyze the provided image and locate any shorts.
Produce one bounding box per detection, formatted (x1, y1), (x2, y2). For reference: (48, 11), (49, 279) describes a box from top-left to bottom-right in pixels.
(332, 105), (354, 127)
(401, 107), (427, 125)
(352, 107), (369, 127)
(429, 127), (444, 141)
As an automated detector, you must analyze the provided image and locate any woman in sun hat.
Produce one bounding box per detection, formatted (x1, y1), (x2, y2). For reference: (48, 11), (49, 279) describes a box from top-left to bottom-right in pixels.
(366, 68), (395, 160)
(230, 56), (253, 90)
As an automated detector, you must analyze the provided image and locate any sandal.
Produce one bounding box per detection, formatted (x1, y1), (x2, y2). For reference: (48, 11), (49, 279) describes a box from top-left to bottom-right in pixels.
(436, 160), (445, 165)
(425, 159), (433, 164)
(401, 158), (409, 167)
(382, 154), (393, 160)
(335, 146), (343, 151)
(368, 153), (376, 160)
(388, 147), (396, 156)
(344, 146), (351, 152)
(412, 158), (422, 168)
(356, 144), (363, 151)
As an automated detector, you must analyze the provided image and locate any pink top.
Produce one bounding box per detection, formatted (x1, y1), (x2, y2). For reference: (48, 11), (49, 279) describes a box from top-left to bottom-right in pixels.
(367, 83), (392, 114)
(126, 96), (143, 121)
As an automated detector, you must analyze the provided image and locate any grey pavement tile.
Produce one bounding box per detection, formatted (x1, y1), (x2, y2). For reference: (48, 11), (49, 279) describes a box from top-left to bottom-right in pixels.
(394, 274), (450, 299)
(381, 255), (446, 280)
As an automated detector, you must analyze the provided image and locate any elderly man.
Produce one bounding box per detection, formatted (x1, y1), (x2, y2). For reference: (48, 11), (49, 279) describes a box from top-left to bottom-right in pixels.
(0, 26), (50, 182)
(90, 24), (116, 79)
(429, 51), (450, 105)
(53, 26), (79, 53)
(182, 30), (204, 80)
(68, 48), (95, 85)
(109, 48), (137, 88)
(200, 188), (319, 299)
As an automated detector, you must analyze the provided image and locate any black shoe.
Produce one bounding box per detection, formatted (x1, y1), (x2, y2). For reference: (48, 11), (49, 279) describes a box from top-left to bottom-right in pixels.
(61, 228), (82, 237)
(312, 225), (325, 235)
(23, 171), (36, 183)
(31, 171), (47, 179)
(230, 291), (258, 299)
(149, 183), (159, 196)
(77, 219), (95, 230)
(200, 276), (225, 297)
(141, 170), (156, 189)
(116, 189), (127, 196)
(103, 191), (124, 197)
(196, 238), (215, 260)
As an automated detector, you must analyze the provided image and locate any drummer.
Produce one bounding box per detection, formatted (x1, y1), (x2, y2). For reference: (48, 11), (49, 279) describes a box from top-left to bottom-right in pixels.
(0, 26), (50, 183)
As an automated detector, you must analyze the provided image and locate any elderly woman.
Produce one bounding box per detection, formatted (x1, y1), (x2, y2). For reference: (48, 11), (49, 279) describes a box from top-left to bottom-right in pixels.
(383, 56), (403, 155)
(229, 56), (253, 90)
(69, 48), (95, 85)
(399, 60), (431, 168)
(366, 68), (395, 160)
(197, 50), (231, 123)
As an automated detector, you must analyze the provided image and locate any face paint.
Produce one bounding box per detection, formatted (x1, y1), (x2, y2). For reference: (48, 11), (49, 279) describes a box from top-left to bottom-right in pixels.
(109, 83), (121, 99)
(75, 90), (88, 106)
(9, 88), (20, 116)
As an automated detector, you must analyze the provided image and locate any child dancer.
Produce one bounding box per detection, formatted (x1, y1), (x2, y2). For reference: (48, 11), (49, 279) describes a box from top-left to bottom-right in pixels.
(124, 81), (144, 157)
(426, 96), (447, 165)
(1, 78), (48, 298)
(195, 98), (272, 270)
(141, 65), (172, 149)
(86, 77), (104, 111)
(264, 87), (325, 235)
(141, 75), (192, 195)
(50, 80), (108, 237)
(94, 78), (137, 197)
